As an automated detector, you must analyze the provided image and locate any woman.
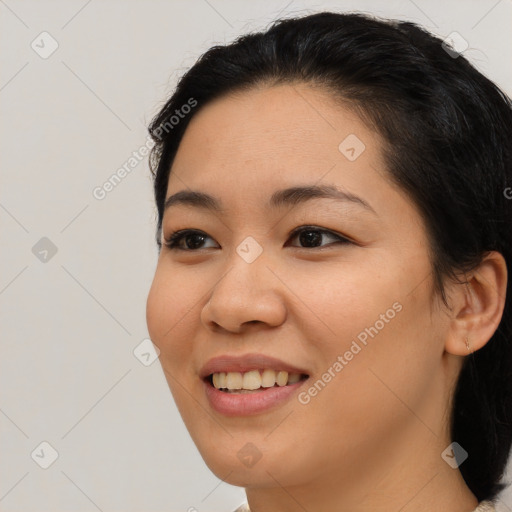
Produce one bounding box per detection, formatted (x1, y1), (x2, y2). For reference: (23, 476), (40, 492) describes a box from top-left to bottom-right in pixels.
(146, 12), (511, 512)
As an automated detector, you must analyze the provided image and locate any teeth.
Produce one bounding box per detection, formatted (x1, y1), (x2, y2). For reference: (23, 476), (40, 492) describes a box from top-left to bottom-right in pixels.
(242, 370), (261, 390)
(287, 373), (301, 384)
(261, 369), (276, 388)
(212, 372), (226, 389)
(276, 370), (288, 386)
(225, 372), (243, 390)
(211, 369), (304, 390)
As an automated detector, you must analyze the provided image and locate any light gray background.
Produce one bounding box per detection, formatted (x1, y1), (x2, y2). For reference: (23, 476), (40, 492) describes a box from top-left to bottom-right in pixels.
(1, 1), (511, 511)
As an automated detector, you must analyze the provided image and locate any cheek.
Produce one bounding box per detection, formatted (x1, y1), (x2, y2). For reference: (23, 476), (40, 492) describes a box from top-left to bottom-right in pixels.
(146, 267), (204, 418)
(146, 266), (199, 361)
(298, 257), (432, 413)
(290, 261), (401, 360)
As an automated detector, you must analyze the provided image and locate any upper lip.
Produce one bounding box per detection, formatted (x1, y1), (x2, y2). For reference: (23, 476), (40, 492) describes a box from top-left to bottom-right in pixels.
(200, 353), (310, 380)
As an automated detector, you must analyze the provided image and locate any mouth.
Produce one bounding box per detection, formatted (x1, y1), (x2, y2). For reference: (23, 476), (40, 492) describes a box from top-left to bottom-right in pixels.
(203, 370), (310, 416)
(205, 369), (309, 393)
(200, 353), (311, 415)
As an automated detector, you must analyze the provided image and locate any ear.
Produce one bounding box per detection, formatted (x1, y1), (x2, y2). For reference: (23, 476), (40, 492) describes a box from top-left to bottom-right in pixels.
(444, 251), (508, 356)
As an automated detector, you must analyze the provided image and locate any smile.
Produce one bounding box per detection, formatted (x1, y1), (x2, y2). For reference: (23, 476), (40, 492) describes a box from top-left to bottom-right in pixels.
(210, 369), (307, 392)
(203, 371), (310, 416)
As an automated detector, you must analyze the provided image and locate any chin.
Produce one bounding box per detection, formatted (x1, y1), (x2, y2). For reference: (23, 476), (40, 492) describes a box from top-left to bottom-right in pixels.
(203, 458), (284, 488)
(195, 439), (305, 489)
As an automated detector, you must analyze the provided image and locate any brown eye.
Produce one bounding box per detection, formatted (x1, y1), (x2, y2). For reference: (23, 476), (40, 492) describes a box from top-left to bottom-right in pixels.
(163, 226), (351, 252)
(287, 226), (351, 248)
(164, 230), (218, 251)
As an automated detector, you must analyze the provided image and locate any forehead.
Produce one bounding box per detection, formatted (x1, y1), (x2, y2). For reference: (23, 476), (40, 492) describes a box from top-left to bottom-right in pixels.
(169, 84), (384, 187)
(164, 83), (421, 237)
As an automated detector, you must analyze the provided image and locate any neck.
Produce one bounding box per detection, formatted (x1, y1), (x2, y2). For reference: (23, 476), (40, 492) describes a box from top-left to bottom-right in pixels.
(244, 411), (478, 512)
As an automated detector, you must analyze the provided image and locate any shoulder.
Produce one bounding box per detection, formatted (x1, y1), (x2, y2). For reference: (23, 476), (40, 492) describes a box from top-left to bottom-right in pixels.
(473, 501), (497, 512)
(232, 504), (250, 512)
(232, 501), (499, 511)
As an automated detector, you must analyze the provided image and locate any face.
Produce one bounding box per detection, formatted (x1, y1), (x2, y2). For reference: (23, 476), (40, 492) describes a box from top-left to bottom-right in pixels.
(146, 84), (451, 490)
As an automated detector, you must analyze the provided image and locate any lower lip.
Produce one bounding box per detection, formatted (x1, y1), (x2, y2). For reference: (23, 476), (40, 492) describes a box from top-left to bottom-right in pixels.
(203, 378), (308, 416)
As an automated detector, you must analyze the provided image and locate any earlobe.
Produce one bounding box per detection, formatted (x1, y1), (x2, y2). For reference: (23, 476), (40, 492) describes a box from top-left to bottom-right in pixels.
(444, 251), (508, 357)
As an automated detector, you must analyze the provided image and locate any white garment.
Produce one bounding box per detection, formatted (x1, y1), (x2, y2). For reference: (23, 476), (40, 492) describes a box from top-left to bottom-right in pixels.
(232, 499), (497, 511)
(232, 505), (250, 512)
(474, 501), (497, 512)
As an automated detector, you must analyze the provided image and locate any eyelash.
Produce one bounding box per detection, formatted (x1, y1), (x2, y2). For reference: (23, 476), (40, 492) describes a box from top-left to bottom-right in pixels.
(163, 226), (352, 251)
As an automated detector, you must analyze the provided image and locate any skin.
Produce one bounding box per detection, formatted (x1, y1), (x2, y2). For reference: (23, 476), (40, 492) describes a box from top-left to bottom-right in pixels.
(146, 83), (507, 512)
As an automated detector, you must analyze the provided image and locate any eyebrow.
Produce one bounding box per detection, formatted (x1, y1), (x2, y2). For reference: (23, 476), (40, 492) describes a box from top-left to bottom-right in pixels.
(163, 184), (377, 215)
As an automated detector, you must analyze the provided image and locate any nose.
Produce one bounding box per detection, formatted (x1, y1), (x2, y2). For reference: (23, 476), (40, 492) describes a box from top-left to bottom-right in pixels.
(200, 250), (287, 334)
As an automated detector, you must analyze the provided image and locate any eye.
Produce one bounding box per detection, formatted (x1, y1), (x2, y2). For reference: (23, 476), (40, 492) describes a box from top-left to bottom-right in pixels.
(287, 226), (352, 249)
(163, 229), (218, 251)
(163, 226), (351, 252)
